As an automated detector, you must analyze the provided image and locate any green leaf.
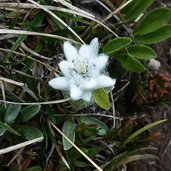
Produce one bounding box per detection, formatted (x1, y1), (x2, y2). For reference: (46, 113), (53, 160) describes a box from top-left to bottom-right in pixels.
(87, 147), (101, 157)
(134, 8), (171, 36)
(18, 105), (41, 122)
(81, 116), (108, 136)
(120, 119), (167, 149)
(62, 120), (76, 150)
(75, 161), (88, 168)
(0, 121), (20, 136)
(136, 25), (171, 44)
(4, 104), (21, 124)
(127, 45), (157, 60)
(103, 37), (132, 55)
(115, 54), (146, 72)
(92, 88), (110, 110)
(22, 166), (42, 171)
(121, 0), (155, 20)
(19, 125), (43, 140)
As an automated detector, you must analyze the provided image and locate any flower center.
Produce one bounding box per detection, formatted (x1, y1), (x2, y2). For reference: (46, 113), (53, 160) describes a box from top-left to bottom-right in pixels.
(74, 58), (88, 74)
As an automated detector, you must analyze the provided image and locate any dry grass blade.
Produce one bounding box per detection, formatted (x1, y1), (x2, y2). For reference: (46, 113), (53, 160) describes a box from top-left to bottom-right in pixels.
(0, 48), (58, 73)
(0, 137), (44, 155)
(0, 3), (93, 18)
(7, 147), (24, 166)
(0, 76), (24, 87)
(0, 3), (116, 35)
(0, 81), (6, 107)
(53, 0), (117, 35)
(20, 43), (52, 61)
(28, 0), (84, 43)
(101, 0), (116, 10)
(110, 91), (116, 128)
(53, 0), (95, 18)
(50, 121), (103, 171)
(103, 0), (134, 22)
(0, 98), (71, 105)
(54, 113), (123, 120)
(94, 0), (134, 28)
(0, 29), (79, 44)
(90, 17), (118, 36)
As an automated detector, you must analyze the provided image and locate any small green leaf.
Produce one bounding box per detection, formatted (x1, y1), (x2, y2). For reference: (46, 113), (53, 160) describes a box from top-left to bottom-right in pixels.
(18, 105), (41, 122)
(75, 161), (88, 168)
(136, 25), (171, 44)
(22, 166), (42, 171)
(92, 88), (110, 110)
(5, 12), (45, 61)
(120, 119), (167, 149)
(103, 37), (132, 55)
(121, 0), (155, 20)
(0, 121), (20, 136)
(115, 54), (146, 72)
(62, 120), (76, 150)
(4, 104), (21, 124)
(134, 8), (171, 36)
(81, 116), (108, 136)
(127, 45), (157, 60)
(19, 125), (43, 140)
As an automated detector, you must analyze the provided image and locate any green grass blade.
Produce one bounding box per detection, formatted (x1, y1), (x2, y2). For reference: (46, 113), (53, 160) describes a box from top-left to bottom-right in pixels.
(0, 121), (21, 136)
(120, 119), (167, 149)
(5, 12), (45, 61)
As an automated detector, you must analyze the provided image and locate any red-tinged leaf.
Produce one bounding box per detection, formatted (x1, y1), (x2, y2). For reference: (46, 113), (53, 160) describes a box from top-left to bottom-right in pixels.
(20, 159), (31, 169)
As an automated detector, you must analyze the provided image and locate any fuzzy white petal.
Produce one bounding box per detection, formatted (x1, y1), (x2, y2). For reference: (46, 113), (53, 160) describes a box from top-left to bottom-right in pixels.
(49, 77), (69, 90)
(84, 78), (97, 90)
(79, 44), (92, 59)
(63, 41), (78, 61)
(90, 38), (99, 55)
(59, 61), (72, 78)
(82, 91), (92, 102)
(79, 38), (99, 59)
(71, 72), (86, 87)
(70, 86), (83, 100)
(95, 54), (108, 71)
(96, 75), (116, 88)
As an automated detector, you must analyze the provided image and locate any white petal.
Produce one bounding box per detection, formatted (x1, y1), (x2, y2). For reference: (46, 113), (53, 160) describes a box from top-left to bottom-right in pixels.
(79, 44), (92, 59)
(71, 72), (86, 87)
(49, 77), (69, 90)
(82, 91), (92, 102)
(63, 41), (78, 61)
(59, 61), (72, 78)
(88, 67), (100, 77)
(90, 37), (99, 55)
(96, 75), (116, 88)
(84, 78), (97, 90)
(79, 38), (99, 59)
(70, 86), (83, 100)
(95, 54), (108, 71)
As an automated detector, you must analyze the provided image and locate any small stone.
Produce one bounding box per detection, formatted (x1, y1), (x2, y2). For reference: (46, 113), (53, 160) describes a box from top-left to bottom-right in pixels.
(147, 59), (161, 71)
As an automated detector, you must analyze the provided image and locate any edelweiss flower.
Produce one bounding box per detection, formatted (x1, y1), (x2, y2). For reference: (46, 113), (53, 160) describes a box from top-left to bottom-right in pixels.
(49, 38), (116, 101)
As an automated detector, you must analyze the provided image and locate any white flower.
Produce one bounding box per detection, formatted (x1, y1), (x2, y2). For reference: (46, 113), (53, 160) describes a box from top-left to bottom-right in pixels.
(49, 38), (116, 102)
(147, 59), (161, 71)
